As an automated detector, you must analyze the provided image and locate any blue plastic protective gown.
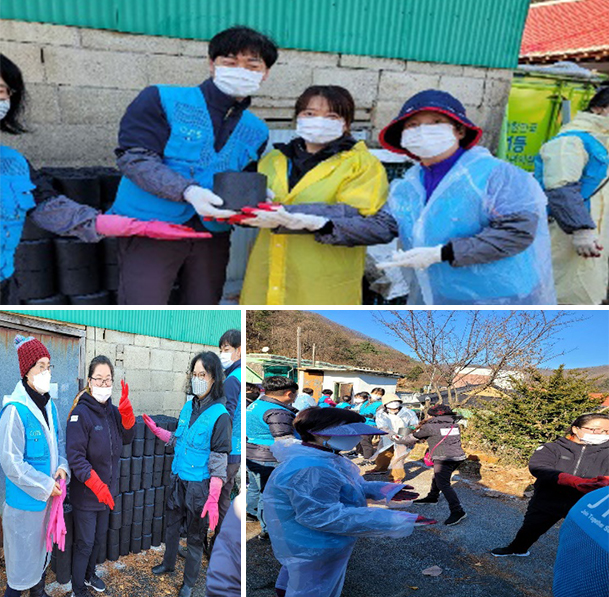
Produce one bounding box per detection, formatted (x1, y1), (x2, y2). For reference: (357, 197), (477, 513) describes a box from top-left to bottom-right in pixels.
(388, 147), (555, 305)
(263, 441), (417, 597)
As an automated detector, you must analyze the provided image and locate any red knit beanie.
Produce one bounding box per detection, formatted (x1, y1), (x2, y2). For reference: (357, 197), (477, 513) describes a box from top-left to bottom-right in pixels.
(15, 335), (51, 377)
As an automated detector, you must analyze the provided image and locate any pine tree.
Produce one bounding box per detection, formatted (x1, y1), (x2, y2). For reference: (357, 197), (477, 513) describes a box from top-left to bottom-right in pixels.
(468, 366), (605, 464)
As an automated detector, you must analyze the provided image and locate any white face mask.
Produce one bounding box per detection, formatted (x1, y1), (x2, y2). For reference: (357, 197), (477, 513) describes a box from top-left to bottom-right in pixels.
(296, 116), (345, 145)
(219, 352), (234, 370)
(32, 370), (51, 394)
(400, 123), (458, 158)
(385, 401), (401, 410)
(354, 398), (365, 404)
(213, 66), (264, 97)
(91, 386), (112, 404)
(580, 433), (609, 445)
(0, 99), (10, 121)
(325, 435), (362, 452)
(192, 377), (209, 397)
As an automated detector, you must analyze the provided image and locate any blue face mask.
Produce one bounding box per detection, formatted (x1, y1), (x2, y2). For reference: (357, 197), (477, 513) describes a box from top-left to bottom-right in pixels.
(324, 435), (362, 452)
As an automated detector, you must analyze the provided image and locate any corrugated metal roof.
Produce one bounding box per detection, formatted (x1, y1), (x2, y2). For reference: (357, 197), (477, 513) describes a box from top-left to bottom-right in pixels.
(4, 310), (240, 346)
(1, 0), (531, 68)
(247, 353), (403, 377)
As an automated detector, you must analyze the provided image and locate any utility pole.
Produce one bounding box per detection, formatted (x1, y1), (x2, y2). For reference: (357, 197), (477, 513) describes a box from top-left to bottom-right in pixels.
(312, 343), (316, 366)
(297, 326), (302, 369)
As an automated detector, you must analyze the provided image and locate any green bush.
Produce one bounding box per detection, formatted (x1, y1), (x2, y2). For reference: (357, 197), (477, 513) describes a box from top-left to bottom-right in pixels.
(467, 366), (605, 465)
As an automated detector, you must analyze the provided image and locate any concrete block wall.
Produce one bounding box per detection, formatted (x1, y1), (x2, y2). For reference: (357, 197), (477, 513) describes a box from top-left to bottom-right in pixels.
(84, 326), (216, 418)
(1, 20), (513, 168)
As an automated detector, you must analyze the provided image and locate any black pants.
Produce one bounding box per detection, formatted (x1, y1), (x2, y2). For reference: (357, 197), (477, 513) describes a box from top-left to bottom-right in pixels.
(117, 233), (231, 305)
(358, 435), (376, 459)
(508, 495), (574, 552)
(163, 504), (208, 588)
(72, 507), (110, 593)
(428, 460), (463, 512)
(216, 462), (240, 535)
(4, 572), (46, 597)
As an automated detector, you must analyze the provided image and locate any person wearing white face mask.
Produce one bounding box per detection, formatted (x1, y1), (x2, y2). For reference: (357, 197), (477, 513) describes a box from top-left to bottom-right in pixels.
(0, 336), (70, 597)
(143, 352), (231, 597)
(535, 86), (609, 305)
(305, 89), (555, 305)
(492, 412), (609, 558)
(240, 85), (389, 305)
(65, 356), (135, 597)
(109, 27), (278, 305)
(263, 407), (436, 597)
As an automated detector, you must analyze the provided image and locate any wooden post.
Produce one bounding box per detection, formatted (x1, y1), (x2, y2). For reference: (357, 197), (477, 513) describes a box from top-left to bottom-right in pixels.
(297, 326), (302, 369)
(312, 343), (316, 366)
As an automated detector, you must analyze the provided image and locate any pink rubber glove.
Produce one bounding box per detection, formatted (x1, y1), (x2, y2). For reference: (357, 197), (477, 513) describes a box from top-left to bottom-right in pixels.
(46, 478), (67, 551)
(201, 477), (223, 531)
(95, 214), (212, 240)
(142, 414), (172, 443)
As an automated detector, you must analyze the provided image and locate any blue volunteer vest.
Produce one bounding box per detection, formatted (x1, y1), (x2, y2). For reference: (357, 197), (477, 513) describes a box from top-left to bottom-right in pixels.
(172, 400), (228, 482)
(228, 367), (242, 456)
(359, 400), (382, 418)
(246, 398), (294, 446)
(1, 400), (59, 512)
(0, 146), (36, 281)
(535, 131), (609, 209)
(390, 148), (540, 303)
(319, 397), (333, 408)
(336, 403), (351, 409)
(110, 85), (268, 232)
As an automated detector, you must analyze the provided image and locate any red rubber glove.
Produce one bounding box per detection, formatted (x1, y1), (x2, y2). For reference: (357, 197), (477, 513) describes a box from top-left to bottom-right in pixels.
(414, 515), (437, 526)
(117, 380), (135, 429)
(85, 470), (114, 509)
(96, 214), (212, 240)
(201, 477), (223, 531)
(392, 489), (420, 501)
(576, 476), (609, 493)
(142, 413), (172, 443)
(557, 473), (592, 490)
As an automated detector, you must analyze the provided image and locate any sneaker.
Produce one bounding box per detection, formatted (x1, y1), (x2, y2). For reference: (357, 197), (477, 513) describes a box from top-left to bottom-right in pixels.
(258, 531), (269, 541)
(412, 495), (439, 504)
(444, 511), (467, 526)
(84, 574), (106, 593)
(491, 546), (530, 557)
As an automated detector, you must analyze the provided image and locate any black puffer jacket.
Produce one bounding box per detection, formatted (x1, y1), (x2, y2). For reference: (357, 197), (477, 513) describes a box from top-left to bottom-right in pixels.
(528, 436), (609, 505)
(412, 414), (466, 462)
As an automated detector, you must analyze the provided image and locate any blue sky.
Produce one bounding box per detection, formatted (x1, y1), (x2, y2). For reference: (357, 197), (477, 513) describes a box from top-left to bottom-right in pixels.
(311, 310), (609, 369)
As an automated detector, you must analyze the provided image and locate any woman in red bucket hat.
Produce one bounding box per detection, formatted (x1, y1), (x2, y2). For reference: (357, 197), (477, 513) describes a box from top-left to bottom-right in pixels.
(308, 89), (556, 305)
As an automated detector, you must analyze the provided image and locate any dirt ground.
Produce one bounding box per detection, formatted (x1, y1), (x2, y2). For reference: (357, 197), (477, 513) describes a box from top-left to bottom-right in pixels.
(0, 539), (208, 597)
(247, 448), (556, 597)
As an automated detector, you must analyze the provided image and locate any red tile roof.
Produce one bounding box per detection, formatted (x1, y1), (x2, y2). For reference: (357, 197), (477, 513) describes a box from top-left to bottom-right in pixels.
(520, 0), (609, 59)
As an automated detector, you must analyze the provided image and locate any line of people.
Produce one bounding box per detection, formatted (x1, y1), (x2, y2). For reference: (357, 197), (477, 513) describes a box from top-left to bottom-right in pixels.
(3, 27), (608, 306)
(0, 329), (242, 597)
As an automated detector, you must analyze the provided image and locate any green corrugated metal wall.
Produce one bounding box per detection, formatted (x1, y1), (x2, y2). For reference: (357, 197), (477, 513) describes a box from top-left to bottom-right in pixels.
(6, 310), (240, 346)
(0, 0), (531, 69)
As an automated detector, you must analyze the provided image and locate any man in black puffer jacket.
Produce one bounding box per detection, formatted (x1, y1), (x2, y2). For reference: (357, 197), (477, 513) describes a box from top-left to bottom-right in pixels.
(492, 412), (609, 557)
(403, 404), (467, 526)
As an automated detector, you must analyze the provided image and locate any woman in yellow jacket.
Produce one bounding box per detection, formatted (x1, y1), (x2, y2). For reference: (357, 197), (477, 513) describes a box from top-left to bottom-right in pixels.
(239, 85), (388, 305)
(536, 87), (609, 304)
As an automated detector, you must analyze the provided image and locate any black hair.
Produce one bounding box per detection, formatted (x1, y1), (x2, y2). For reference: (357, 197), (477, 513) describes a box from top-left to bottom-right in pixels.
(302, 388), (314, 395)
(428, 404), (454, 417)
(355, 391), (370, 400)
(262, 375), (298, 395)
(295, 85), (355, 129)
(0, 54), (27, 135)
(294, 407), (366, 442)
(88, 355), (114, 380)
(371, 387), (386, 396)
(570, 412), (609, 434)
(189, 351), (225, 402)
(209, 26), (278, 68)
(341, 396), (351, 403)
(321, 389), (333, 395)
(219, 329), (241, 350)
(587, 86), (609, 112)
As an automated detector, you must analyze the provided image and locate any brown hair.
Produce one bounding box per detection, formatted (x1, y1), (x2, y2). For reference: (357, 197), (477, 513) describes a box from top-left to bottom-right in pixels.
(295, 85), (355, 129)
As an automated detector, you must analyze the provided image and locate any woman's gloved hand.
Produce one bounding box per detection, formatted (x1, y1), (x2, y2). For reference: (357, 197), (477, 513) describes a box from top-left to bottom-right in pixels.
(85, 470), (115, 509)
(576, 476), (609, 493)
(142, 413), (172, 444)
(201, 477), (223, 531)
(391, 488), (420, 501)
(414, 515), (437, 526)
(571, 229), (603, 258)
(117, 380), (135, 429)
(378, 246), (443, 270)
(183, 185), (237, 219)
(96, 214), (213, 240)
